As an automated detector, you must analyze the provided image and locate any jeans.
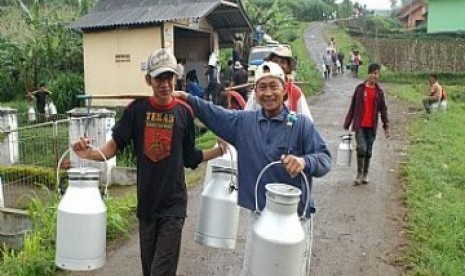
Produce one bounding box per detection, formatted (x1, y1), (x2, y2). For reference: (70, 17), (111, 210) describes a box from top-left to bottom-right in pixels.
(355, 128), (376, 158)
(139, 216), (185, 276)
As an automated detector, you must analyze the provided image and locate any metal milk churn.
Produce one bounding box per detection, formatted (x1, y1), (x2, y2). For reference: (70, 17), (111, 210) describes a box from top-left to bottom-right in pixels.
(44, 102), (50, 119)
(195, 145), (240, 249)
(49, 101), (58, 116)
(336, 134), (353, 166)
(27, 106), (36, 123)
(55, 167), (107, 271)
(249, 183), (305, 276)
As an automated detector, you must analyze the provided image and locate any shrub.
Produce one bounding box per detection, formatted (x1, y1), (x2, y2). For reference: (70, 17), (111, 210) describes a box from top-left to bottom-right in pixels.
(49, 73), (84, 114)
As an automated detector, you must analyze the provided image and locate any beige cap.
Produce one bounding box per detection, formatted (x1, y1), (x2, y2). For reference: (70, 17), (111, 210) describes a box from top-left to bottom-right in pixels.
(254, 61), (285, 85)
(146, 48), (178, 78)
(267, 46), (296, 70)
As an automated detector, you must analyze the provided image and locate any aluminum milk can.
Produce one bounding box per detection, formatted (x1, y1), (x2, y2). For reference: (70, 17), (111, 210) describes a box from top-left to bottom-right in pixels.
(55, 167), (106, 271)
(27, 106), (36, 123)
(249, 183), (305, 276)
(49, 101), (57, 116)
(439, 100), (447, 112)
(44, 102), (50, 119)
(195, 146), (240, 249)
(204, 145), (237, 188)
(336, 134), (353, 166)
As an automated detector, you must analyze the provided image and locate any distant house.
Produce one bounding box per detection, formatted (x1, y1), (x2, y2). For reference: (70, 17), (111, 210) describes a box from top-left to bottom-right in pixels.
(396, 0), (427, 30)
(70, 0), (252, 105)
(427, 0), (465, 33)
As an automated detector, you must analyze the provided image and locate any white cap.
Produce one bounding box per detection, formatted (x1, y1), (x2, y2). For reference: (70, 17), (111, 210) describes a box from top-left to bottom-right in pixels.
(254, 61), (285, 85)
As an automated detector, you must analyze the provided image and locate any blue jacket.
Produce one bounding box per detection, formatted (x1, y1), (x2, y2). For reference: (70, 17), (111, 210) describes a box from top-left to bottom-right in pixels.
(188, 96), (331, 216)
(186, 82), (204, 98)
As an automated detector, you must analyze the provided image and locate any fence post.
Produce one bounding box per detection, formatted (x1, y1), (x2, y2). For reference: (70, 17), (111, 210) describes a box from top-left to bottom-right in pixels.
(67, 108), (116, 183)
(0, 177), (4, 208)
(0, 108), (19, 165)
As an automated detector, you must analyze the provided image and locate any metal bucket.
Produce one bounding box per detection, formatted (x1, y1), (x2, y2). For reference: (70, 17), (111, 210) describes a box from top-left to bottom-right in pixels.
(336, 134), (353, 166)
(55, 147), (109, 271)
(247, 161), (311, 276)
(195, 146), (240, 249)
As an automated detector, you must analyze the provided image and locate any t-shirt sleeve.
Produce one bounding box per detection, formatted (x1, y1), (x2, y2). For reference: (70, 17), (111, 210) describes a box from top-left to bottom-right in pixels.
(112, 102), (136, 150)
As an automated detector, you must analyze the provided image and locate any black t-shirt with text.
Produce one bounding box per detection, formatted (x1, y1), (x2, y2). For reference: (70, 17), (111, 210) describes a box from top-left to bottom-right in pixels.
(112, 97), (203, 219)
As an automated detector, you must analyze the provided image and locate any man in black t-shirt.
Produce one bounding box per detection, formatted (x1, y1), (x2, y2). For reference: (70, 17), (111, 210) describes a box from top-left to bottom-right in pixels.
(28, 83), (51, 122)
(72, 48), (227, 276)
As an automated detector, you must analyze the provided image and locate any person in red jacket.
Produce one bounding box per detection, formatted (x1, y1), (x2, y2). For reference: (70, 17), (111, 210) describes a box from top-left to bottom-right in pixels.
(343, 63), (390, 185)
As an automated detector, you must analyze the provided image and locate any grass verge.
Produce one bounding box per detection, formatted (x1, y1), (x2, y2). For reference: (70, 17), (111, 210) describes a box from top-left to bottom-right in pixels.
(389, 82), (465, 274)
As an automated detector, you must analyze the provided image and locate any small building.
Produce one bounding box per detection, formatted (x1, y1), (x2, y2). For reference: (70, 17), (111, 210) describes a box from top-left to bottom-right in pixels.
(396, 0), (427, 30)
(427, 0), (465, 33)
(70, 0), (252, 105)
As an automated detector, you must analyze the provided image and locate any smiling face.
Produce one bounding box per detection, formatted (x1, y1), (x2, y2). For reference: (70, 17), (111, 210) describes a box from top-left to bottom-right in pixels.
(367, 69), (380, 86)
(255, 76), (285, 118)
(145, 72), (176, 105)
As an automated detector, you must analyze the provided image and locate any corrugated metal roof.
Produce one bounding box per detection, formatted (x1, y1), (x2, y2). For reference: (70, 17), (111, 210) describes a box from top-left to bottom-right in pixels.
(69, 1), (220, 30)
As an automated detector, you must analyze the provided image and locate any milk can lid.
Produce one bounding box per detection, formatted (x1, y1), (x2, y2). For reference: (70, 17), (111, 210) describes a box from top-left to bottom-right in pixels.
(265, 183), (301, 197)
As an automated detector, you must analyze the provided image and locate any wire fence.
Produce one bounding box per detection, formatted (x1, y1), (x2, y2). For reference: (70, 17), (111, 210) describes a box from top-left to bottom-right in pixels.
(335, 18), (465, 73)
(0, 114), (70, 209)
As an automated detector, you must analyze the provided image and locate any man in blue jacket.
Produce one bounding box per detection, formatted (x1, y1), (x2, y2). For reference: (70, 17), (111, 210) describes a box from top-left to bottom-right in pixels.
(174, 61), (331, 274)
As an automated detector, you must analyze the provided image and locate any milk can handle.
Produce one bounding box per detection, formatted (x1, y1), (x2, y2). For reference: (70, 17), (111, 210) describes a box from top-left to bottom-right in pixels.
(254, 161), (311, 219)
(56, 145), (110, 197)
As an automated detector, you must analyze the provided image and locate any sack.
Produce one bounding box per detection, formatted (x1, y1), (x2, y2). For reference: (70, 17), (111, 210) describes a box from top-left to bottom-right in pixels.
(346, 64), (351, 70)
(359, 59), (363, 65)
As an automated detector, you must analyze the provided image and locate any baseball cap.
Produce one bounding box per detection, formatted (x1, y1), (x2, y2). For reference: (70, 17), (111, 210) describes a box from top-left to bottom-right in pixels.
(146, 48), (178, 78)
(267, 46), (296, 70)
(254, 61), (285, 85)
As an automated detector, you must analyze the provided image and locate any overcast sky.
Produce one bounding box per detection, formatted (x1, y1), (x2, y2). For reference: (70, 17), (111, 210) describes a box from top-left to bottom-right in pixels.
(336, 0), (392, 10)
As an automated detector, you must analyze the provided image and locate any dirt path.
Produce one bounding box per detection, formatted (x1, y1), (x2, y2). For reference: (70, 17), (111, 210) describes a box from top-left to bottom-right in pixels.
(68, 22), (409, 276)
(305, 22), (407, 276)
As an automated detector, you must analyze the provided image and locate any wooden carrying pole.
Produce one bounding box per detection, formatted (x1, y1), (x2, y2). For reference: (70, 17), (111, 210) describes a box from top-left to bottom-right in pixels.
(77, 83), (255, 100)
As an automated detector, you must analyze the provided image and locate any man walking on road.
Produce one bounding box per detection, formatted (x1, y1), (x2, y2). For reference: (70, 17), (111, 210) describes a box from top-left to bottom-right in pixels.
(174, 61), (331, 275)
(343, 63), (390, 185)
(246, 46), (314, 122)
(72, 48), (227, 276)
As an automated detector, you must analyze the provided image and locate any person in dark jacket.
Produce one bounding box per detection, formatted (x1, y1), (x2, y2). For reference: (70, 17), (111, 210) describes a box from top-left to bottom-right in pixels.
(343, 63), (390, 185)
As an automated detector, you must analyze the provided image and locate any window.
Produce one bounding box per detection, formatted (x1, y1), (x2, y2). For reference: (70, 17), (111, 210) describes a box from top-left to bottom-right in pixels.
(115, 54), (131, 63)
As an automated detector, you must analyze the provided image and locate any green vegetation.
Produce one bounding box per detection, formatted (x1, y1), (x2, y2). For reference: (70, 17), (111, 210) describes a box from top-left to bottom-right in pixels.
(0, 0), (90, 112)
(380, 65), (465, 275)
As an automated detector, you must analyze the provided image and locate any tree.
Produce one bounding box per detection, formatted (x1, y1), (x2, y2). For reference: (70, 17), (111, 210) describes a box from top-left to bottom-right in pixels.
(338, 0), (354, 19)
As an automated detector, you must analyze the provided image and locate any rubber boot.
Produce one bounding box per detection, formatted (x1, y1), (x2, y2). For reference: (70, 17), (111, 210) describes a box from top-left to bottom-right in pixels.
(354, 156), (364, 186)
(362, 157), (371, 184)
